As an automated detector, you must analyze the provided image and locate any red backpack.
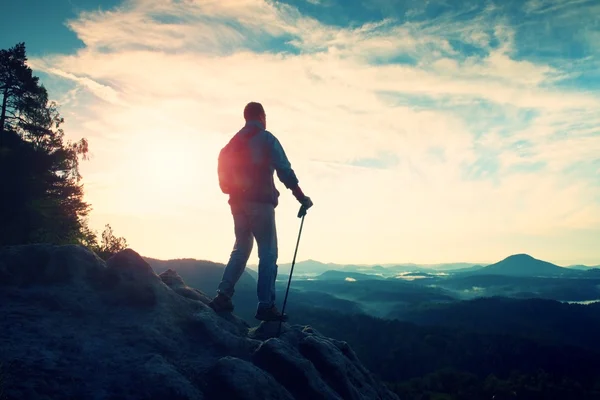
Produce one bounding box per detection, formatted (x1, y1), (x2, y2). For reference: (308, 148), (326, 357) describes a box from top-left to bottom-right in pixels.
(217, 128), (262, 195)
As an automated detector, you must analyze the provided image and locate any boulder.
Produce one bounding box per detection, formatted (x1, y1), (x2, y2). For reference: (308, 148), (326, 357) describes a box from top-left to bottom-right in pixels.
(205, 356), (294, 400)
(159, 268), (212, 304)
(0, 245), (399, 400)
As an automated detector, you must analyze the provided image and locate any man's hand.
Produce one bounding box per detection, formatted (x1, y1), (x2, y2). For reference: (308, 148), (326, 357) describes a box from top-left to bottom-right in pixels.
(291, 186), (313, 217)
(298, 196), (313, 218)
(300, 196), (313, 210)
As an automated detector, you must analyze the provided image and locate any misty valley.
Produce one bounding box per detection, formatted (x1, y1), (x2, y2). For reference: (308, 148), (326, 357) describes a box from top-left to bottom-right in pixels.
(147, 254), (600, 400)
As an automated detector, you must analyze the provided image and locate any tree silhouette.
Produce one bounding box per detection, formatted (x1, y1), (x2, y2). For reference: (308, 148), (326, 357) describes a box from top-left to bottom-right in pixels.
(0, 43), (40, 145)
(0, 42), (92, 246)
(92, 224), (128, 260)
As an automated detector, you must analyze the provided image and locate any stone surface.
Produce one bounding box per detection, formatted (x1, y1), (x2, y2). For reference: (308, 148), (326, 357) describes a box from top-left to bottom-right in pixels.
(159, 268), (212, 305)
(205, 356), (294, 400)
(253, 338), (344, 400)
(0, 245), (399, 400)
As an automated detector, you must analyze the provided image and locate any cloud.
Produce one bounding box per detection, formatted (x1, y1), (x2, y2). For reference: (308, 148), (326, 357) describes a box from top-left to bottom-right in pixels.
(523, 0), (595, 14)
(29, 61), (123, 105)
(348, 152), (399, 169)
(30, 0), (600, 264)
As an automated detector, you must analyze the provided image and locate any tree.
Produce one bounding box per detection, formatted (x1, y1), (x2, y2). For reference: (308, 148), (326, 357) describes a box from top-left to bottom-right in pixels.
(0, 42), (40, 146)
(92, 224), (129, 260)
(0, 42), (91, 246)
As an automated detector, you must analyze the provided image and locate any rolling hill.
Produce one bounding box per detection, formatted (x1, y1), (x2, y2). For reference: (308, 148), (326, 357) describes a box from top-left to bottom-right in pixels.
(468, 254), (576, 277)
(314, 270), (386, 281)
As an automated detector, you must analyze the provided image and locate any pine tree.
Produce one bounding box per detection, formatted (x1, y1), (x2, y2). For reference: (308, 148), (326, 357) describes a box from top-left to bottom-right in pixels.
(0, 43), (92, 246)
(0, 43), (40, 143)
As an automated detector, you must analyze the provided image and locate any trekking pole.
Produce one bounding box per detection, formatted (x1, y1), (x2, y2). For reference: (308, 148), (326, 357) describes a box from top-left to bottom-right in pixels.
(277, 205), (307, 337)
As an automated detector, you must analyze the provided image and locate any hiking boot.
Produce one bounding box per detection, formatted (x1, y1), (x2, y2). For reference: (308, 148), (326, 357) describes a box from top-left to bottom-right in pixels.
(255, 306), (288, 322)
(208, 293), (234, 312)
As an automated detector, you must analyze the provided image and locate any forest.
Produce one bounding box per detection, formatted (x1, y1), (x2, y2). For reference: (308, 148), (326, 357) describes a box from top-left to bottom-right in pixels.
(287, 300), (600, 400)
(0, 42), (125, 258)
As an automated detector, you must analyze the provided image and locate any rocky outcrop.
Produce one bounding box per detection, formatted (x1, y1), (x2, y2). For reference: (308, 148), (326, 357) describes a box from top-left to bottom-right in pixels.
(159, 268), (212, 304)
(0, 244), (399, 400)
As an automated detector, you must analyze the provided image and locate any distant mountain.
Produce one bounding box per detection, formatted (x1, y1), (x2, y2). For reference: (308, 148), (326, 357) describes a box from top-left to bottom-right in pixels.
(245, 267), (258, 280)
(249, 256), (595, 279)
(341, 264), (389, 274)
(586, 268), (600, 275)
(423, 262), (487, 271)
(370, 265), (388, 272)
(272, 260), (413, 277)
(570, 264), (600, 270)
(274, 260), (484, 277)
(470, 254), (576, 277)
(144, 257), (256, 296)
(367, 263), (484, 273)
(284, 289), (364, 314)
(314, 270), (386, 281)
(569, 265), (590, 270)
(379, 265), (428, 274)
(270, 259), (336, 276)
(441, 264), (485, 274)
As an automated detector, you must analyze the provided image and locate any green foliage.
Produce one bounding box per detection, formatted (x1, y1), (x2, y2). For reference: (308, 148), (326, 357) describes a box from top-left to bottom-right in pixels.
(89, 224), (128, 260)
(0, 42), (40, 141)
(0, 42), (93, 247)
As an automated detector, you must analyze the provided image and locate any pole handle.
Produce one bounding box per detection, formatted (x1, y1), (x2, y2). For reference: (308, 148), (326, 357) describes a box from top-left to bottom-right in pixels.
(297, 205), (308, 218)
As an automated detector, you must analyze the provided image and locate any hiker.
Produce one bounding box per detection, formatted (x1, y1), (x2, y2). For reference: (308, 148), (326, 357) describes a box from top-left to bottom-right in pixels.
(209, 101), (313, 321)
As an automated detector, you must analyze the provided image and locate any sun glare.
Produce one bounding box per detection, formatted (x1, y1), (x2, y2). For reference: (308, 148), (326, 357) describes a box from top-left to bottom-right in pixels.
(118, 131), (218, 209)
(137, 140), (191, 191)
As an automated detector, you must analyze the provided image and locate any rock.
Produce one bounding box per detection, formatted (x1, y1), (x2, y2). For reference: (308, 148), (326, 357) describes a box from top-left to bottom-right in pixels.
(0, 245), (399, 400)
(142, 354), (204, 400)
(252, 338), (344, 400)
(99, 248), (162, 308)
(248, 321), (292, 340)
(106, 248), (155, 277)
(158, 268), (251, 337)
(159, 267), (187, 287)
(183, 311), (259, 357)
(205, 356), (294, 400)
(159, 268), (212, 305)
(299, 335), (397, 400)
(0, 244), (104, 287)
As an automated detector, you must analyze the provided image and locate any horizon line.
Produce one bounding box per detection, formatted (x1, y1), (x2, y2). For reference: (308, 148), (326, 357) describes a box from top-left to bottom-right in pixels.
(140, 252), (600, 268)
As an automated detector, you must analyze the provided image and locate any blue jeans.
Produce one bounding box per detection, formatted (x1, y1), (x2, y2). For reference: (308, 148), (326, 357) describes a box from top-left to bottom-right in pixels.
(217, 202), (278, 311)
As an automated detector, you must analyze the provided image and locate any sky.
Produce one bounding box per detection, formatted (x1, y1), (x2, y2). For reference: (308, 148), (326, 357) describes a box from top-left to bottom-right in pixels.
(1, 0), (599, 266)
